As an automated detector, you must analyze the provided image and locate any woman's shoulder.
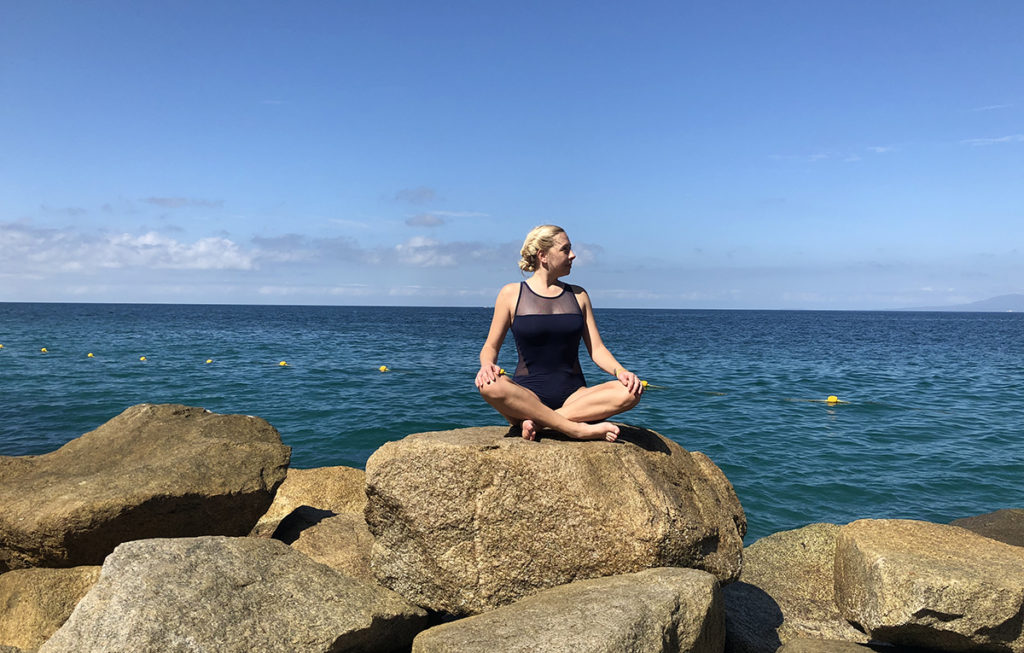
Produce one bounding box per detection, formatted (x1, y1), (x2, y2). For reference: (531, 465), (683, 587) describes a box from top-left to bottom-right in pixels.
(565, 283), (589, 297)
(565, 284), (593, 311)
(495, 282), (522, 304)
(498, 281), (522, 296)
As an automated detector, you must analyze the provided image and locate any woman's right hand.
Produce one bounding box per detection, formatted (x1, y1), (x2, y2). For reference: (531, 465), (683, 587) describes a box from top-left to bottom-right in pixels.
(475, 363), (503, 388)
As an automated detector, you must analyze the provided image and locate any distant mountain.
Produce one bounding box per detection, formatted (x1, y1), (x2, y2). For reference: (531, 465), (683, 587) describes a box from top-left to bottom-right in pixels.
(904, 293), (1024, 312)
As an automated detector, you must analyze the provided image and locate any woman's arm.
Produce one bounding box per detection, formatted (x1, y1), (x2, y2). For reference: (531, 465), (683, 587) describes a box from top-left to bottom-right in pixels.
(475, 283), (517, 388)
(576, 287), (643, 395)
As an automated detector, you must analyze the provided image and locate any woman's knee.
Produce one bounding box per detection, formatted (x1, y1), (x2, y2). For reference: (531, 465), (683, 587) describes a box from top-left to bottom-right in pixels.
(618, 384), (642, 411)
(479, 377), (513, 402)
(478, 380), (500, 401)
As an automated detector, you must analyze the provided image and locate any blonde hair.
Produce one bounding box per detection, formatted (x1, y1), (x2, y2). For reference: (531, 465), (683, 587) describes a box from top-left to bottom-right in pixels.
(518, 225), (565, 272)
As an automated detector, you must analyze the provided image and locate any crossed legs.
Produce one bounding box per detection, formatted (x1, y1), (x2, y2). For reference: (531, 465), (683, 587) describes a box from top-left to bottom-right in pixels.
(478, 377), (641, 442)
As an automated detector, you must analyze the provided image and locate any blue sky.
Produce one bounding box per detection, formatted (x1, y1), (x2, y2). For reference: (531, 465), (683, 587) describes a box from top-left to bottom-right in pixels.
(2, 1), (1021, 309)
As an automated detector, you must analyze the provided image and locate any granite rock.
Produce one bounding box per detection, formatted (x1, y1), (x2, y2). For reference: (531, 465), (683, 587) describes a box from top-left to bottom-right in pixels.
(724, 523), (868, 653)
(950, 508), (1024, 548)
(0, 566), (100, 651)
(775, 639), (906, 652)
(366, 425), (745, 615)
(250, 465), (367, 540)
(411, 567), (724, 653)
(291, 512), (375, 581)
(39, 536), (427, 653)
(0, 404), (290, 571)
(834, 519), (1024, 652)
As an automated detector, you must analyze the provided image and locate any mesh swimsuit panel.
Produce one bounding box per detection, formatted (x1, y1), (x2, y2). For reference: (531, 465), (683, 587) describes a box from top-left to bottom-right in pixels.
(510, 281), (587, 409)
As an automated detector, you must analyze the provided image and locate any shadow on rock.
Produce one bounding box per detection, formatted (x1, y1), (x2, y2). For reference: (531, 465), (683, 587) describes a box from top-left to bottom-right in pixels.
(724, 581), (783, 653)
(271, 506), (338, 544)
(502, 423), (672, 454)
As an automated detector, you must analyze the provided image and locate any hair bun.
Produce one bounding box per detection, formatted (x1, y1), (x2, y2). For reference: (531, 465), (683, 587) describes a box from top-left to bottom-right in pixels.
(519, 225), (564, 272)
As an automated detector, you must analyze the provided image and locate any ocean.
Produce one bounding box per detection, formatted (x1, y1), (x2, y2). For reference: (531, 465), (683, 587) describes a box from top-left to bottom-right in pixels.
(1, 302), (1021, 543)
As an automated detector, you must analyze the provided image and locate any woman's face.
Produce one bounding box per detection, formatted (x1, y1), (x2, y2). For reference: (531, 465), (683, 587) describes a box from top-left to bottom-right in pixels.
(540, 232), (576, 275)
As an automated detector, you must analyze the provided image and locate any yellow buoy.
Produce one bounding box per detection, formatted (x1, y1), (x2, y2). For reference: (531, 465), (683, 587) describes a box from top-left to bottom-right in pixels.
(279, 361), (288, 367)
(87, 353), (94, 358)
(826, 395), (839, 404)
(140, 356), (147, 362)
(379, 365), (389, 372)
(205, 359), (213, 364)
(0, 344), (4, 349)
(638, 379), (667, 389)
(41, 347), (48, 353)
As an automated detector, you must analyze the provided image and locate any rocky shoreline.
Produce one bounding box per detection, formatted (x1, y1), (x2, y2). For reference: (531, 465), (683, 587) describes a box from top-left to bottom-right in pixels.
(1, 404), (1020, 652)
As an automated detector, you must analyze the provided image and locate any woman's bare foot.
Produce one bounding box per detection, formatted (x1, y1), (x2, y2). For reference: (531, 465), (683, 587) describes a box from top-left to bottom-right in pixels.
(568, 421), (619, 442)
(521, 419), (538, 441)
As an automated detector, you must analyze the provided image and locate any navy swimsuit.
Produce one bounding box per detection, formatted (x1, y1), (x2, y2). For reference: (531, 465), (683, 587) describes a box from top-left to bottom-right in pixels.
(510, 282), (587, 409)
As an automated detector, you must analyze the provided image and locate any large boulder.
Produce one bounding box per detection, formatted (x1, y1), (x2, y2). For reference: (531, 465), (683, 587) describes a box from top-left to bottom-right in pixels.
(250, 466), (367, 539)
(776, 639), (906, 652)
(775, 640), (866, 653)
(0, 566), (100, 651)
(950, 508), (1024, 547)
(365, 425), (745, 615)
(724, 523), (868, 653)
(291, 513), (375, 581)
(0, 404), (290, 571)
(411, 567), (724, 653)
(834, 519), (1024, 652)
(39, 536), (427, 653)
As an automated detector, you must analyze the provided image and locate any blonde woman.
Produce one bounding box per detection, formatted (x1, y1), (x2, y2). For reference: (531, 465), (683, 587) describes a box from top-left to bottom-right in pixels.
(475, 225), (643, 441)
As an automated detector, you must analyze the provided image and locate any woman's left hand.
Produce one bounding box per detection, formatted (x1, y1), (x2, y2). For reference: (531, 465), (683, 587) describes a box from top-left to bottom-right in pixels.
(616, 368), (643, 395)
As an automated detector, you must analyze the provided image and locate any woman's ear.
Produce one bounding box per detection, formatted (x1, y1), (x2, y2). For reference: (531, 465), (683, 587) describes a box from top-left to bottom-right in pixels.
(535, 246), (549, 268)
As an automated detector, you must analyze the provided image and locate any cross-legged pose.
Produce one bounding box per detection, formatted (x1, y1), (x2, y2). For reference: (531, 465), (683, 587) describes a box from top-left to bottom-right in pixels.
(475, 225), (643, 442)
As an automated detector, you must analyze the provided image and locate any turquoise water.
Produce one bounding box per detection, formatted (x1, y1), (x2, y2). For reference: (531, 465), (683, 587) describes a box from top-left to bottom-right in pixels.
(1, 303), (1022, 542)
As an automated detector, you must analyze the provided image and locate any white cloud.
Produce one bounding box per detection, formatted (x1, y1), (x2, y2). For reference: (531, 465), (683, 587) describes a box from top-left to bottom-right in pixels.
(328, 218), (371, 229)
(0, 222), (254, 274)
(394, 186), (437, 204)
(769, 153), (831, 162)
(406, 213), (445, 227)
(102, 232), (254, 269)
(257, 284), (376, 297)
(960, 134), (1024, 146)
(142, 197), (224, 209)
(430, 210), (489, 218)
(570, 242), (604, 267)
(971, 104), (1012, 112)
(772, 144), (898, 162)
(385, 285), (491, 298)
(40, 204), (88, 216)
(394, 236), (456, 267)
(250, 234), (365, 264)
(404, 210), (489, 227)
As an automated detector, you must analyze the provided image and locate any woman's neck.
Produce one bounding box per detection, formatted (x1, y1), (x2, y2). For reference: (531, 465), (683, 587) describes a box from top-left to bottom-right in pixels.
(527, 270), (563, 295)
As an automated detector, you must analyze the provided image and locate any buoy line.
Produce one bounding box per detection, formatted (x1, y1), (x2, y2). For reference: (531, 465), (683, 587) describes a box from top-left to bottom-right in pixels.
(1, 347), (683, 395)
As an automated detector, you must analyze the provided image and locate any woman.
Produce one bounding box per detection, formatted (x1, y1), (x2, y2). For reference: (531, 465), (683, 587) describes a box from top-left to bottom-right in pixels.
(475, 225), (643, 441)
